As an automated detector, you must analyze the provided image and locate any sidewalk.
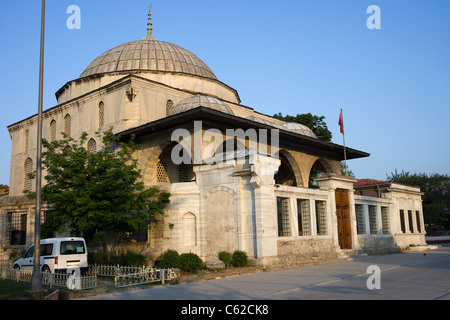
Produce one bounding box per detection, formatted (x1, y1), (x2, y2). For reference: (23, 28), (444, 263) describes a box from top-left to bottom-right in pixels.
(78, 244), (449, 300)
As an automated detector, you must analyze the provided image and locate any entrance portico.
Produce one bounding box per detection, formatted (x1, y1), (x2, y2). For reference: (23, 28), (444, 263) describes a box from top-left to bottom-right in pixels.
(316, 173), (360, 253)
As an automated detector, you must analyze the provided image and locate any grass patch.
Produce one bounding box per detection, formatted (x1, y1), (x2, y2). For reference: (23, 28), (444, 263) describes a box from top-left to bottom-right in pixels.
(0, 280), (51, 300)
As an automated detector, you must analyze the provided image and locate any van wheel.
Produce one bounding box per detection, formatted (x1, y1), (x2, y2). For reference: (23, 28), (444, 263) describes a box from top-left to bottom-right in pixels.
(13, 265), (20, 270)
(42, 265), (51, 273)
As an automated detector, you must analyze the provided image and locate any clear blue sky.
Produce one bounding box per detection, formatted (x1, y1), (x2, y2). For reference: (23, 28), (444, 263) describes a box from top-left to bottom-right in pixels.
(0, 0), (449, 186)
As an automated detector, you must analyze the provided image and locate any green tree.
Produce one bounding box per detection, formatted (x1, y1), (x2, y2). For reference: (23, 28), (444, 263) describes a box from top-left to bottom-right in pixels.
(387, 170), (450, 230)
(273, 112), (332, 142)
(27, 128), (170, 253)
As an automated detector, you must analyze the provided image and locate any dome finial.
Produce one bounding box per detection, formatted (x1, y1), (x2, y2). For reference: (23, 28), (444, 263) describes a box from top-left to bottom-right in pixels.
(142, 3), (157, 40)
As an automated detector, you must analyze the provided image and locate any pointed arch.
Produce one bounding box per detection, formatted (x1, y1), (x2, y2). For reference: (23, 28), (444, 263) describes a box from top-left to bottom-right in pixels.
(98, 101), (105, 128)
(87, 138), (97, 153)
(24, 130), (29, 151)
(309, 158), (335, 188)
(64, 114), (72, 137)
(274, 150), (303, 187)
(24, 157), (33, 192)
(50, 119), (56, 142)
(143, 141), (195, 185)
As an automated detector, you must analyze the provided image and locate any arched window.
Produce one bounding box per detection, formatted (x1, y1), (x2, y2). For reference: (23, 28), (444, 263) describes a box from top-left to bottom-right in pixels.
(24, 158), (33, 192)
(159, 143), (194, 184)
(64, 114), (71, 137)
(99, 102), (105, 128)
(87, 138), (97, 153)
(24, 130), (29, 151)
(156, 159), (169, 184)
(50, 119), (56, 142)
(166, 100), (174, 115)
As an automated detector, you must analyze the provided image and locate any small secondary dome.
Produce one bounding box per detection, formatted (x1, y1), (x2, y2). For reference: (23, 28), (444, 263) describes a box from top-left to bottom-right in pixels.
(246, 116), (286, 130)
(80, 40), (217, 80)
(168, 95), (234, 116)
(282, 122), (318, 139)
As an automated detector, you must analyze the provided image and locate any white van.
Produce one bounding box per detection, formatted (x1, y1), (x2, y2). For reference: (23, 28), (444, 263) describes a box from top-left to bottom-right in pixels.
(13, 237), (88, 274)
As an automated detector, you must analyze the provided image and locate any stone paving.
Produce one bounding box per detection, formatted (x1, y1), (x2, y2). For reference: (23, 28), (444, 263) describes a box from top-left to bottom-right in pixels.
(78, 244), (450, 300)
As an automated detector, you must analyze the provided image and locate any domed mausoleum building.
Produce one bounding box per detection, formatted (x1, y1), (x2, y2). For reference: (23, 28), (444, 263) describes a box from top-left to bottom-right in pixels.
(0, 7), (426, 265)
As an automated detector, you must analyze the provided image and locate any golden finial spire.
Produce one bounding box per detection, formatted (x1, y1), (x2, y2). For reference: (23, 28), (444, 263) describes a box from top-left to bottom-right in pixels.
(142, 3), (157, 40)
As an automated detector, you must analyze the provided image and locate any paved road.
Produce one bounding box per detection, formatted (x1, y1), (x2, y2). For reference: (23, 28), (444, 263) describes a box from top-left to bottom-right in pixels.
(80, 244), (450, 301)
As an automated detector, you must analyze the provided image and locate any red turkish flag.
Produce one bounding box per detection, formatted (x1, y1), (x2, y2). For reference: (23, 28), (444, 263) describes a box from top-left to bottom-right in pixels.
(338, 111), (344, 134)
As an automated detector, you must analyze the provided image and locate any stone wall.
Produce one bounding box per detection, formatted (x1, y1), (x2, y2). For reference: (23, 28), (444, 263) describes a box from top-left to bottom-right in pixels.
(357, 235), (401, 255)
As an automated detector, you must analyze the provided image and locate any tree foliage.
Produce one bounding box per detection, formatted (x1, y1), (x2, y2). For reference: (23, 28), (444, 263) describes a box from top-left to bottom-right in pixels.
(27, 128), (171, 249)
(273, 112), (332, 142)
(387, 170), (450, 230)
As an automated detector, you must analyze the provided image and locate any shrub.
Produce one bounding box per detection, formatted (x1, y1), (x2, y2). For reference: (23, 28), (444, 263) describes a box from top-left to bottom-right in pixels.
(157, 249), (180, 269)
(218, 251), (232, 267)
(179, 252), (204, 273)
(232, 250), (248, 268)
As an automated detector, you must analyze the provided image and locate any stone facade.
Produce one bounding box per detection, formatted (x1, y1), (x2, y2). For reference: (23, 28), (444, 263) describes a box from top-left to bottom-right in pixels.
(0, 19), (426, 268)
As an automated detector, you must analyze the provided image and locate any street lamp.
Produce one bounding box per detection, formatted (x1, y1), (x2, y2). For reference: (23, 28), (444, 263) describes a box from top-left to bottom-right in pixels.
(30, 0), (46, 292)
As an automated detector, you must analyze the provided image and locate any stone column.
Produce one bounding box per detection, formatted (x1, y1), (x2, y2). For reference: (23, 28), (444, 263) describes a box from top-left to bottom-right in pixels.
(249, 154), (280, 262)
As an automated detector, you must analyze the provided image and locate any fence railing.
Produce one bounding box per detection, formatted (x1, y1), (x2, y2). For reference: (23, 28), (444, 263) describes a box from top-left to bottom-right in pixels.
(0, 268), (97, 290)
(88, 264), (177, 288)
(1, 264), (177, 290)
(88, 264), (147, 277)
(115, 267), (177, 288)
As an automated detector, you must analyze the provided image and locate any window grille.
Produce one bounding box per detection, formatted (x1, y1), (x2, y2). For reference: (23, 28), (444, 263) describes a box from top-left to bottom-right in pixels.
(355, 204), (365, 235)
(166, 100), (174, 115)
(178, 164), (190, 182)
(8, 212), (27, 245)
(64, 114), (71, 137)
(88, 138), (97, 153)
(381, 207), (389, 234)
(415, 211), (422, 233)
(156, 160), (169, 184)
(400, 210), (406, 233)
(99, 102), (105, 128)
(50, 119), (56, 142)
(315, 200), (327, 235)
(297, 199), (310, 236)
(277, 197), (291, 237)
(24, 158), (33, 192)
(408, 210), (414, 233)
(369, 205), (377, 234)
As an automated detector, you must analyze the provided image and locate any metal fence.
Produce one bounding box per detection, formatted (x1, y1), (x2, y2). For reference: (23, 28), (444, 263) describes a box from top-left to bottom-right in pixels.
(43, 272), (97, 290)
(1, 264), (176, 290)
(88, 264), (177, 288)
(115, 267), (177, 288)
(88, 264), (146, 277)
(0, 268), (97, 290)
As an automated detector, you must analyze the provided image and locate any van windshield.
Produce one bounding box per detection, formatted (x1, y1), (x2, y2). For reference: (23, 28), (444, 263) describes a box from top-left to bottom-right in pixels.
(60, 241), (85, 255)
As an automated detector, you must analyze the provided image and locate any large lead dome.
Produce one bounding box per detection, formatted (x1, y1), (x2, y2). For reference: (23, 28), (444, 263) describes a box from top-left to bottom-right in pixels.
(80, 40), (217, 80)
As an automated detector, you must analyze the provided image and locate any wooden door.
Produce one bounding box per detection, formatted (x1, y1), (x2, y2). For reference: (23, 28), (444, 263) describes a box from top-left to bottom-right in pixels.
(335, 189), (352, 249)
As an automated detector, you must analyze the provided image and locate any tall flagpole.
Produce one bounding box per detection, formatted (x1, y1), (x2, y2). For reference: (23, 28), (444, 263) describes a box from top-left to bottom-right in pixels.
(31, 0), (46, 292)
(340, 109), (348, 176)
